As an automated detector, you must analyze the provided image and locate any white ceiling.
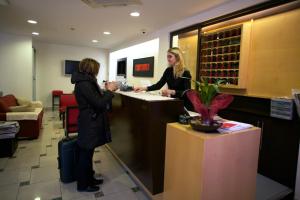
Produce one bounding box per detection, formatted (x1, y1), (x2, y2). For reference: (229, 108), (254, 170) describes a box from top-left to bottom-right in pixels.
(0, 0), (232, 49)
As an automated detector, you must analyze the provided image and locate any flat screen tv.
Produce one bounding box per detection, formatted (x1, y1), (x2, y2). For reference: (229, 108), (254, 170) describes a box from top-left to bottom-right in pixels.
(117, 58), (127, 77)
(64, 60), (80, 75)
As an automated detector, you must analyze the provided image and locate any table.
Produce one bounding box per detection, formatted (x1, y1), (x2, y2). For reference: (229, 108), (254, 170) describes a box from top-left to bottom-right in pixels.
(163, 123), (261, 200)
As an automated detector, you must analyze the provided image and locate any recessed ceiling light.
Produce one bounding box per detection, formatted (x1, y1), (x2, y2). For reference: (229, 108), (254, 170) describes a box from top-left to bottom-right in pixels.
(92, 39), (99, 43)
(103, 31), (111, 35)
(32, 32), (39, 36)
(27, 20), (37, 24)
(130, 12), (140, 17)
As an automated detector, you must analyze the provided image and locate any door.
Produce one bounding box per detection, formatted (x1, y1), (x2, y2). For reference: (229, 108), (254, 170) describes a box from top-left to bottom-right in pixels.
(32, 47), (37, 101)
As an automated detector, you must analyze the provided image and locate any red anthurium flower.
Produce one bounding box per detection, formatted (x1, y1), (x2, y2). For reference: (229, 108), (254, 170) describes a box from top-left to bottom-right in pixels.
(209, 94), (234, 118)
(186, 90), (233, 124)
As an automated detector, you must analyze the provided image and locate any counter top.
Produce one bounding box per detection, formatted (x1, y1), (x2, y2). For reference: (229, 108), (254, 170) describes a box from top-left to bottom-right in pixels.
(169, 123), (259, 139)
(116, 91), (175, 102)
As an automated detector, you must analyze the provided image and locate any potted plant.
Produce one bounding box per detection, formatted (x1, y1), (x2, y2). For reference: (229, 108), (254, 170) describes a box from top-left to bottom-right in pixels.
(186, 79), (233, 132)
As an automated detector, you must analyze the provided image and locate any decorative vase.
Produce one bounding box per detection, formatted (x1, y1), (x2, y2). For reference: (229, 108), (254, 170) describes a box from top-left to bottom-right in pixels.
(190, 118), (222, 133)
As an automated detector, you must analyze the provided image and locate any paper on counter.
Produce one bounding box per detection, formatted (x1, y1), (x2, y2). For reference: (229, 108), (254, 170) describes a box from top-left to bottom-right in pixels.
(117, 91), (175, 101)
(217, 121), (253, 133)
(186, 110), (200, 117)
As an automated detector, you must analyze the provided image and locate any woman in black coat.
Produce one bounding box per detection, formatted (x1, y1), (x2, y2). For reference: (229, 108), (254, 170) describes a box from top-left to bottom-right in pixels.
(71, 58), (118, 192)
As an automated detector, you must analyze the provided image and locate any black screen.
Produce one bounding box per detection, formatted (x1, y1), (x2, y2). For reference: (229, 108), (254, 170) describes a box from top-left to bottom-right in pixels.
(117, 58), (127, 77)
(65, 60), (80, 75)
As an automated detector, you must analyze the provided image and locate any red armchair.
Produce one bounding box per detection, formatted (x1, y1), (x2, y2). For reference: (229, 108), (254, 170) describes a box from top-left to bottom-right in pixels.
(52, 90), (63, 111)
(0, 94), (43, 139)
(59, 94), (77, 127)
(65, 106), (79, 136)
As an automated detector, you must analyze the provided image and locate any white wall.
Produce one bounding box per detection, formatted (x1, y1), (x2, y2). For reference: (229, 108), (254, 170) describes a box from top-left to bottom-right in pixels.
(109, 38), (160, 86)
(34, 42), (108, 108)
(109, 0), (267, 86)
(0, 32), (33, 99)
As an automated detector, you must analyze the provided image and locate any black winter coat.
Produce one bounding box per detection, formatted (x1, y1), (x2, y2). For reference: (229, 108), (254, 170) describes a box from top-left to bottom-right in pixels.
(71, 71), (114, 150)
(147, 67), (191, 98)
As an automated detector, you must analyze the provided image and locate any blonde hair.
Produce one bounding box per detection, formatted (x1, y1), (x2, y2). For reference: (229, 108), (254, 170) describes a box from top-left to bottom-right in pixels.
(167, 47), (186, 78)
(79, 58), (100, 77)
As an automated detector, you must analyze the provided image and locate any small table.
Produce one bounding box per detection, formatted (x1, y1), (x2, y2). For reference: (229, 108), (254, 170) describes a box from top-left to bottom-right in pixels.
(164, 123), (261, 200)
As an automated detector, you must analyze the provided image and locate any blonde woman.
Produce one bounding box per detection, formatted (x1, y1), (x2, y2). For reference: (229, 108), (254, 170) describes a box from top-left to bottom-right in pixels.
(134, 47), (191, 98)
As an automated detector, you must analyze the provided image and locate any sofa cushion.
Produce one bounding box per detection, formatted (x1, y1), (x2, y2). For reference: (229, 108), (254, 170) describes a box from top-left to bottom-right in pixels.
(1, 95), (18, 107)
(9, 105), (35, 112)
(17, 98), (31, 106)
(30, 101), (43, 108)
(6, 108), (43, 121)
(0, 99), (11, 113)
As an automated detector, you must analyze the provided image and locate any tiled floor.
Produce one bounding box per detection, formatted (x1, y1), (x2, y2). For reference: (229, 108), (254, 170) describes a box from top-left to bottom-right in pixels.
(0, 110), (150, 200)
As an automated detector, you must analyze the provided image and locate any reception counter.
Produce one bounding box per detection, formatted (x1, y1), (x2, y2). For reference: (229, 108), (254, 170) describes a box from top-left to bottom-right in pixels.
(108, 91), (184, 194)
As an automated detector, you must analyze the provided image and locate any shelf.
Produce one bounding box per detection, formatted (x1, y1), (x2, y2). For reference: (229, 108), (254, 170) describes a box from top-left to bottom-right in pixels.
(220, 84), (245, 89)
(199, 24), (244, 89)
(202, 25), (242, 35)
(201, 43), (241, 50)
(201, 69), (239, 71)
(201, 76), (239, 79)
(201, 52), (240, 57)
(201, 60), (240, 64)
(202, 35), (241, 43)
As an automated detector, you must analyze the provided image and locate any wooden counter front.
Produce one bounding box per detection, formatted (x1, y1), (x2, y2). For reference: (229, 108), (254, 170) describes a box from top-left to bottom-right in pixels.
(108, 92), (184, 194)
(164, 123), (261, 200)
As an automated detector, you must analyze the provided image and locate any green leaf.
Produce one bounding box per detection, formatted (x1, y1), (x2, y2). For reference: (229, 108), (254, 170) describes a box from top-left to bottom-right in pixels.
(195, 77), (221, 105)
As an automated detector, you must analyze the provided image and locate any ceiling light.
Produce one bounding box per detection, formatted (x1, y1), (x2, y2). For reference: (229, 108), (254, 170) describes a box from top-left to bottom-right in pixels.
(92, 40), (99, 43)
(130, 12), (140, 17)
(27, 20), (37, 24)
(32, 32), (39, 36)
(103, 31), (111, 35)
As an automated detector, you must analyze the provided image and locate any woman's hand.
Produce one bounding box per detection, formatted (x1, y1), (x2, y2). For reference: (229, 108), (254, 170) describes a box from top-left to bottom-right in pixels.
(161, 89), (175, 97)
(105, 82), (118, 92)
(134, 86), (147, 92)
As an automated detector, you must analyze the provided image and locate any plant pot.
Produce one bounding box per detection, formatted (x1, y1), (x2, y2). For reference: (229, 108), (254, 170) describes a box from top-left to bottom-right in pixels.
(190, 119), (222, 133)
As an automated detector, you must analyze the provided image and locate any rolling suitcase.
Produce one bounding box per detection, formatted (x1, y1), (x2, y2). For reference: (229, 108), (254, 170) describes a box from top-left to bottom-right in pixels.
(58, 135), (78, 183)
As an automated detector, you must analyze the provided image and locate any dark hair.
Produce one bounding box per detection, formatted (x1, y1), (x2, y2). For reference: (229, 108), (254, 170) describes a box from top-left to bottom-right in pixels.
(79, 58), (100, 76)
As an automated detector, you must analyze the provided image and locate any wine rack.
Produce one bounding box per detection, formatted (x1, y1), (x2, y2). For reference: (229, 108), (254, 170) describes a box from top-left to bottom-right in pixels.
(200, 26), (242, 86)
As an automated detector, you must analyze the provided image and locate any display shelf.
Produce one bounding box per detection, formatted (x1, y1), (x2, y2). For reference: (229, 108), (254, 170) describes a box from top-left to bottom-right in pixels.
(199, 23), (251, 88)
(201, 76), (239, 79)
(202, 35), (242, 43)
(201, 60), (240, 63)
(202, 52), (240, 57)
(201, 69), (239, 71)
(202, 38), (241, 48)
(201, 43), (241, 50)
